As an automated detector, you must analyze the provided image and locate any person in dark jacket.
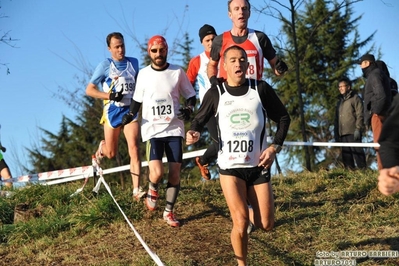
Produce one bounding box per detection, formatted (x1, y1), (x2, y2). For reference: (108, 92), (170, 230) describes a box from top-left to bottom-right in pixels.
(375, 60), (398, 98)
(358, 53), (392, 170)
(377, 94), (399, 195)
(334, 77), (367, 169)
(0, 142), (12, 189)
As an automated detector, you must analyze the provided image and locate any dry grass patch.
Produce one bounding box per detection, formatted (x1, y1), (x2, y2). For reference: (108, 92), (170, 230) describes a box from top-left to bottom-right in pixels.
(0, 168), (399, 265)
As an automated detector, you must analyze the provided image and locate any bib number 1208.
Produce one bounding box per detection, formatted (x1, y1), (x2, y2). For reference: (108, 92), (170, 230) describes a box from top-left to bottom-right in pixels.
(227, 140), (254, 152)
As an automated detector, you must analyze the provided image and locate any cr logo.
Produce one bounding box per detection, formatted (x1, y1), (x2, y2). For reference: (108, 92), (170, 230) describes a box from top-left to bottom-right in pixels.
(230, 113), (250, 124)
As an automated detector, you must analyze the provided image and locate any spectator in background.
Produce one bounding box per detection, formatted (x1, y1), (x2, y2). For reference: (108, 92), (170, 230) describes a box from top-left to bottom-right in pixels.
(375, 60), (398, 98)
(377, 94), (399, 195)
(334, 77), (367, 169)
(358, 53), (392, 170)
(0, 143), (12, 189)
(186, 24), (218, 180)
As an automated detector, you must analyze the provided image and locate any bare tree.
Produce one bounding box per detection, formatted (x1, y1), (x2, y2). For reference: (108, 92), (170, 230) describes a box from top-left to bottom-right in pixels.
(0, 5), (19, 74)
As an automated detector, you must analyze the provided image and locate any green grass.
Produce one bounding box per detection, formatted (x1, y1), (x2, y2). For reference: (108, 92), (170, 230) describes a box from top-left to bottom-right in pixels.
(1, 168), (399, 265)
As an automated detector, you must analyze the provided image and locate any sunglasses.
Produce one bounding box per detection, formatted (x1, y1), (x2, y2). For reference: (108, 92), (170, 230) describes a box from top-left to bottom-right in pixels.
(150, 48), (166, 53)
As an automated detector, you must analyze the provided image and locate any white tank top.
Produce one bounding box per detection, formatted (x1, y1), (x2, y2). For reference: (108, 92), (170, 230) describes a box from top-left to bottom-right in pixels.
(103, 60), (136, 107)
(217, 80), (268, 169)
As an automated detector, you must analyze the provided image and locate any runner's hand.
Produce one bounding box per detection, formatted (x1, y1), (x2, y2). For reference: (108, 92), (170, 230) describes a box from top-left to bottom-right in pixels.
(109, 91), (124, 102)
(186, 130), (200, 145)
(275, 59), (288, 75)
(178, 107), (192, 121)
(122, 112), (134, 125)
(209, 76), (225, 87)
(354, 129), (360, 141)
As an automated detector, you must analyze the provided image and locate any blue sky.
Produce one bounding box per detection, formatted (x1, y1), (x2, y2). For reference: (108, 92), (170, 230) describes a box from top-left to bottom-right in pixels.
(1, 0), (398, 177)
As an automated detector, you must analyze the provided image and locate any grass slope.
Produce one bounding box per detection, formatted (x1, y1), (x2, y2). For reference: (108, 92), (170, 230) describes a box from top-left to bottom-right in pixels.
(0, 168), (399, 265)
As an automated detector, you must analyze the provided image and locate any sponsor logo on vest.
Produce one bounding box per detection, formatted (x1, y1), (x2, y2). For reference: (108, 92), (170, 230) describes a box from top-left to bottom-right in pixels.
(231, 113), (250, 124)
(246, 50), (257, 55)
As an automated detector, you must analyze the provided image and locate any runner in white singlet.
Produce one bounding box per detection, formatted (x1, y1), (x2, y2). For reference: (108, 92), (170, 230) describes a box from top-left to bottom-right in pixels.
(186, 46), (290, 266)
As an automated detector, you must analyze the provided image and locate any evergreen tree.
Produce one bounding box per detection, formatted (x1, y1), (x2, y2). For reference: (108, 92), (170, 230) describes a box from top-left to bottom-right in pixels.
(266, 0), (374, 171)
(27, 116), (79, 173)
(174, 32), (194, 71)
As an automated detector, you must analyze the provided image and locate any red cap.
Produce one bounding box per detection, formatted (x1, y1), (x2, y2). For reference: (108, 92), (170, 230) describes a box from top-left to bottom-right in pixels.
(147, 35), (168, 54)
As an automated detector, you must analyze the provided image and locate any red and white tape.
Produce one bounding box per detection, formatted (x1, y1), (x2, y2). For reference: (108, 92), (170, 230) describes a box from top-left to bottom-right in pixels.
(4, 141), (380, 185)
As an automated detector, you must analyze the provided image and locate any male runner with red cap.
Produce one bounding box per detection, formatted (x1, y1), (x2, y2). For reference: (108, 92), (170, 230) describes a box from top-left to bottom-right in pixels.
(123, 35), (196, 227)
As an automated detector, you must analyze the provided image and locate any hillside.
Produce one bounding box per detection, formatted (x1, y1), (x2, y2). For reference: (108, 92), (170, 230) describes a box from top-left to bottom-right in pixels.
(1, 168), (399, 265)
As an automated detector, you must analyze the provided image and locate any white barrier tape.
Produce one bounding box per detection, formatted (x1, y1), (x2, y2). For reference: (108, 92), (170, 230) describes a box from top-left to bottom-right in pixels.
(69, 176), (90, 198)
(91, 165), (164, 266)
(5, 149), (207, 185)
(46, 174), (87, 186)
(99, 176), (164, 265)
(284, 141), (379, 148)
(4, 141), (379, 186)
(92, 175), (102, 194)
(4, 166), (93, 184)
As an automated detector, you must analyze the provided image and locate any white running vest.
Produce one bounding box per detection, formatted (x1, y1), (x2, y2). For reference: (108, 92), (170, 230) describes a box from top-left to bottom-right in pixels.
(217, 81), (268, 169)
(133, 64), (196, 142)
(103, 60), (136, 107)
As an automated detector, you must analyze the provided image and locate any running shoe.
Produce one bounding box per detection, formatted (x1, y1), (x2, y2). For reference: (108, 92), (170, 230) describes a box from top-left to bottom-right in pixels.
(247, 221), (255, 235)
(95, 140), (105, 165)
(195, 157), (211, 180)
(163, 211), (180, 227)
(145, 188), (159, 211)
(133, 187), (147, 202)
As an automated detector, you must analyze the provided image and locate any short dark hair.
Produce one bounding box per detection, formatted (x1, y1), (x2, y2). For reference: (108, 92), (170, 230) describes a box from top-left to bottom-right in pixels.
(223, 45), (247, 60)
(228, 0), (251, 12)
(338, 77), (351, 87)
(106, 32), (124, 47)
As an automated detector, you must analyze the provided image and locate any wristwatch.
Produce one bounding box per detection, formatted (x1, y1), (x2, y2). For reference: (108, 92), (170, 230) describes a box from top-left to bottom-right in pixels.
(270, 144), (282, 153)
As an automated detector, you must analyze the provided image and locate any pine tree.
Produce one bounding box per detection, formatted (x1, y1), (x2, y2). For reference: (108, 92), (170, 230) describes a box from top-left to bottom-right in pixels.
(266, 0), (374, 171)
(174, 32), (194, 72)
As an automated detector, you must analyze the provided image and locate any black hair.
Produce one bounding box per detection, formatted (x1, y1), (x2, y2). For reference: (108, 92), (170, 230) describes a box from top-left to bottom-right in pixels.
(338, 76), (351, 87)
(106, 32), (124, 47)
(223, 45), (247, 60)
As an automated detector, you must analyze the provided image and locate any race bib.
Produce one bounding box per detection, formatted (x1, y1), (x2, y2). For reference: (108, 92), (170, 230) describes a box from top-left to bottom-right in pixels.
(246, 57), (258, 80)
(149, 93), (175, 124)
(114, 76), (135, 95)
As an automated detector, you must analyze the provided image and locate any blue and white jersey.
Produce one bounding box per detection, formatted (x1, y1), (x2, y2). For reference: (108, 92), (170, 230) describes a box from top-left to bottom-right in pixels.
(90, 57), (139, 107)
